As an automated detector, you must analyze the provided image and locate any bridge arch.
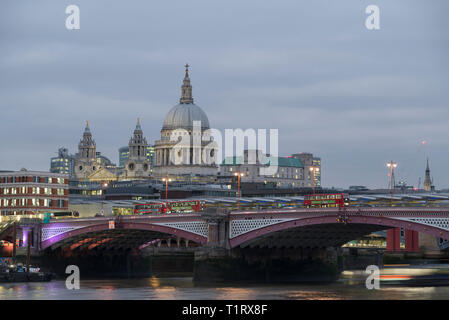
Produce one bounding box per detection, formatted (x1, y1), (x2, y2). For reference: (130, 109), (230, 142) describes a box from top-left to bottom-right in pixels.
(229, 214), (449, 248)
(41, 221), (208, 250)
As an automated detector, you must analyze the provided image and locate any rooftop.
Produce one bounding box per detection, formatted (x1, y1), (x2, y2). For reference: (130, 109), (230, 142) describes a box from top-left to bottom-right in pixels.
(222, 156), (303, 168)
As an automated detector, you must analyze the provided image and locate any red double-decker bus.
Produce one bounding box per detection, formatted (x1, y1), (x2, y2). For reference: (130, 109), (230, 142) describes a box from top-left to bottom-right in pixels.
(303, 193), (350, 208)
(134, 200), (206, 215)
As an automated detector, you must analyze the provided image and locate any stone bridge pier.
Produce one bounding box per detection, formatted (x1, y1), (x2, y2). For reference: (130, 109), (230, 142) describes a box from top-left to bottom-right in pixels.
(11, 218), (41, 257)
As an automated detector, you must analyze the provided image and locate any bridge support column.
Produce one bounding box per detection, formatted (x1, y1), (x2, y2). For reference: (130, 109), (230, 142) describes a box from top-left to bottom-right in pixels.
(386, 228), (401, 252)
(15, 219), (41, 256)
(207, 223), (218, 245)
(193, 208), (231, 283)
(405, 230), (419, 253)
(202, 207), (229, 248)
(126, 252), (131, 278)
(21, 227), (32, 248)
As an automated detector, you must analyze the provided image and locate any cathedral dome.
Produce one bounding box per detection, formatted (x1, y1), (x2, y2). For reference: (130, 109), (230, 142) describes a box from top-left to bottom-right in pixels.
(162, 103), (210, 130)
(162, 64), (210, 131)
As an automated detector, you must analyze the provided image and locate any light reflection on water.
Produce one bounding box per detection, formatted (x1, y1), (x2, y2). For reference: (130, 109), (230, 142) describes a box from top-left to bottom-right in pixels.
(0, 277), (448, 300)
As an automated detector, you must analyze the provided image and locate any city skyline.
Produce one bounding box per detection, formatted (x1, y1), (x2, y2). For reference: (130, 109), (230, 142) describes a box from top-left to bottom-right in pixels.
(1, 0), (448, 189)
(2, 1), (449, 304)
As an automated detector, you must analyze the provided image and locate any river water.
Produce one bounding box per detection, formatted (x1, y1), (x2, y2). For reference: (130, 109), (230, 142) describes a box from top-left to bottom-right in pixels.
(1, 275), (449, 300)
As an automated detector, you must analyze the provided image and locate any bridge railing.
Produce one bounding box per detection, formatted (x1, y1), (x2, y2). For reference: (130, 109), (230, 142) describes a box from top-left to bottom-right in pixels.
(343, 207), (449, 217)
(230, 207), (449, 217)
(0, 214), (45, 224)
(0, 216), (19, 223)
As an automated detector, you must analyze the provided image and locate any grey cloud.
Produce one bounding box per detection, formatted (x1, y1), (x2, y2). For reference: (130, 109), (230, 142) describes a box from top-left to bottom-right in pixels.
(0, 0), (448, 189)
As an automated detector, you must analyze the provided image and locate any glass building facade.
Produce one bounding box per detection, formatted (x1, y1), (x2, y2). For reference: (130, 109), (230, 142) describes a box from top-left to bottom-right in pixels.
(312, 157), (321, 187)
(119, 146), (129, 167)
(50, 147), (76, 177)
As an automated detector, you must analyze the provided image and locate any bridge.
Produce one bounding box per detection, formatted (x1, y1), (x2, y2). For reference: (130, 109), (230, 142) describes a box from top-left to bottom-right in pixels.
(2, 207), (449, 281)
(1, 207), (448, 251)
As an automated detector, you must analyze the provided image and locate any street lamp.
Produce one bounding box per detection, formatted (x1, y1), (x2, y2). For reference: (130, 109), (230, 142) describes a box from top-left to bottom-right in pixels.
(161, 177), (172, 207)
(309, 167), (320, 194)
(100, 182), (108, 216)
(234, 172), (245, 210)
(386, 161), (397, 204)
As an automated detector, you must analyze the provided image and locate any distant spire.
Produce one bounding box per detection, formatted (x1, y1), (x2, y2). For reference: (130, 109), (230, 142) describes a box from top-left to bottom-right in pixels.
(185, 63), (189, 78)
(136, 117), (141, 130)
(424, 158), (432, 191)
(180, 63), (194, 104)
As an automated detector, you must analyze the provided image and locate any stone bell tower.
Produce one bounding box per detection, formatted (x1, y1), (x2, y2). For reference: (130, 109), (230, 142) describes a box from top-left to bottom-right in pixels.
(123, 118), (151, 179)
(74, 121), (100, 180)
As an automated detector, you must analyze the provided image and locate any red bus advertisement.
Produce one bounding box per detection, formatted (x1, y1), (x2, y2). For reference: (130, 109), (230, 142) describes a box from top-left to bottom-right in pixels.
(303, 193), (350, 208)
(134, 203), (165, 215)
(134, 200), (206, 215)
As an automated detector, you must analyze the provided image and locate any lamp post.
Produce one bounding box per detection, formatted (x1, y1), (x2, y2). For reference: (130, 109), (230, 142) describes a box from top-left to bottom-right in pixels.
(234, 172), (245, 210)
(100, 182), (108, 216)
(161, 177), (172, 207)
(386, 161), (397, 205)
(309, 166), (320, 194)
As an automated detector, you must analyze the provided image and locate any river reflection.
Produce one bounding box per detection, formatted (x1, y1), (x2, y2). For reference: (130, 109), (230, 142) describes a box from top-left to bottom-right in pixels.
(0, 277), (448, 300)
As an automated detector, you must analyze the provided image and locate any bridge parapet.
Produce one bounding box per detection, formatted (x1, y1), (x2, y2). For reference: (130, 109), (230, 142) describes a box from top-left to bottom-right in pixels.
(18, 218), (42, 226)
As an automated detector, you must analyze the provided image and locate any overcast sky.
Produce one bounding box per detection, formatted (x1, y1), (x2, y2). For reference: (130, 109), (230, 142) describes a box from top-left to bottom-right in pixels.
(1, 0), (448, 189)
